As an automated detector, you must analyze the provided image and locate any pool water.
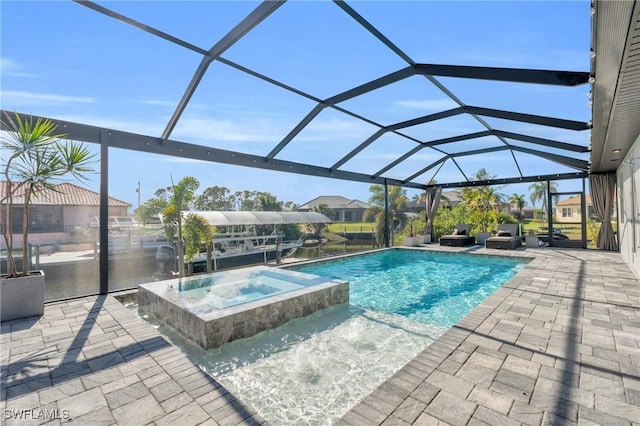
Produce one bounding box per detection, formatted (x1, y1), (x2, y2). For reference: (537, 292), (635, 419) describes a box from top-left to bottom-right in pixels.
(175, 267), (333, 309)
(137, 249), (528, 425)
(291, 249), (527, 327)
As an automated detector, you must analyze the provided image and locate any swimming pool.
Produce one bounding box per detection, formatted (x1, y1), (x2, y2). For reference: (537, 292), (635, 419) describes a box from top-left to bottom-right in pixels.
(136, 249), (529, 425)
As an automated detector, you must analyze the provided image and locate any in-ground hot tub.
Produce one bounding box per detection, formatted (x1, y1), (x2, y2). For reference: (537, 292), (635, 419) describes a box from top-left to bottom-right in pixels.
(138, 266), (349, 349)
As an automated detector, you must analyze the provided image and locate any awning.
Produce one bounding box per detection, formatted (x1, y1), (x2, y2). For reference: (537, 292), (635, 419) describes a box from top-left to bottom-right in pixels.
(187, 211), (333, 226)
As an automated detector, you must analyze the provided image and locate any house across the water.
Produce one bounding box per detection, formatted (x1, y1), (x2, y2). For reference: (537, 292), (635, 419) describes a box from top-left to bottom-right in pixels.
(297, 196), (372, 222)
(0, 181), (131, 248)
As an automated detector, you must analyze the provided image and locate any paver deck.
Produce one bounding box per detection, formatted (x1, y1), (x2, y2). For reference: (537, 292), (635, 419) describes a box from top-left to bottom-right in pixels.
(1, 247), (639, 425)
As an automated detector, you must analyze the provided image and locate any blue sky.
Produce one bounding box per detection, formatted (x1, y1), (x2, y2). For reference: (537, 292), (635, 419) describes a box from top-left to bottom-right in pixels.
(1, 1), (592, 210)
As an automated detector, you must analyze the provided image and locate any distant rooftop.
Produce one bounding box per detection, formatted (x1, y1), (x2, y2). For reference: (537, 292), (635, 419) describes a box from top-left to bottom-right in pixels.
(0, 181), (131, 207)
(298, 196), (372, 210)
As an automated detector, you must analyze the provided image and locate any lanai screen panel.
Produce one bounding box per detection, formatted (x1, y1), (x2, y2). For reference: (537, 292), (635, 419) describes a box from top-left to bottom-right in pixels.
(173, 62), (319, 156)
(275, 109), (382, 168)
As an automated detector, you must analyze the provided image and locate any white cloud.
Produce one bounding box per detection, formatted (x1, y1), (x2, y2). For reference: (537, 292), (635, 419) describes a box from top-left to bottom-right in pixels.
(52, 113), (165, 137)
(0, 57), (37, 78)
(136, 99), (176, 107)
(174, 116), (285, 143)
(295, 118), (376, 142)
(394, 98), (458, 111)
(1, 90), (94, 107)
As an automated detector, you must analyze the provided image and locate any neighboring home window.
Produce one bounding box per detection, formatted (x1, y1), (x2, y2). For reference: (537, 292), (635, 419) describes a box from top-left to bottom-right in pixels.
(344, 211), (353, 221)
(42, 213), (53, 226)
(562, 208), (572, 218)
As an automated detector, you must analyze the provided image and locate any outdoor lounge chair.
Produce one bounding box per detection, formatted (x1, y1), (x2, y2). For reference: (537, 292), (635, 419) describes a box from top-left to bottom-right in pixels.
(439, 224), (475, 247)
(485, 224), (521, 250)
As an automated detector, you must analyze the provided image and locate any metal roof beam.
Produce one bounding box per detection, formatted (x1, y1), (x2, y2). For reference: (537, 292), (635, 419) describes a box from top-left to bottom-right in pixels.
(415, 64), (590, 86)
(217, 57), (322, 103)
(423, 130), (492, 148)
(403, 157), (448, 183)
(432, 172), (589, 189)
(510, 146), (589, 170)
(161, 1), (284, 141)
(360, 125), (490, 176)
(386, 107), (465, 131)
(74, 1), (209, 55)
(465, 106), (591, 130)
(331, 129), (386, 170)
(268, 65), (416, 161)
(373, 145), (425, 177)
(493, 130), (590, 153)
(332, 0), (415, 65)
(1, 111), (426, 191)
(324, 66), (415, 105)
(267, 104), (326, 159)
(450, 146), (509, 158)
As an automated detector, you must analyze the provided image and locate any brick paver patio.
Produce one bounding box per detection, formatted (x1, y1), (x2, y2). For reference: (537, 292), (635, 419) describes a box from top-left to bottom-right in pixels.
(1, 247), (639, 425)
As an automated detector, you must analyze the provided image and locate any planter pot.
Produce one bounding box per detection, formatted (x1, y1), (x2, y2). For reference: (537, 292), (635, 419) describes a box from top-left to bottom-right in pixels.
(402, 236), (420, 247)
(1, 271), (45, 322)
(525, 234), (541, 248)
(417, 234), (432, 244)
(476, 232), (491, 245)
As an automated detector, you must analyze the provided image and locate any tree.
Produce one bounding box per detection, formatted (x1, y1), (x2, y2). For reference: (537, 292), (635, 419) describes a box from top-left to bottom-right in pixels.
(194, 185), (235, 211)
(255, 192), (282, 211)
(234, 190), (259, 211)
(153, 186), (173, 201)
(282, 201), (298, 212)
(309, 204), (333, 237)
(460, 169), (505, 233)
(528, 181), (558, 218)
(411, 192), (426, 213)
(161, 176), (199, 277)
(1, 112), (95, 278)
(182, 213), (213, 264)
(363, 205), (381, 222)
(463, 186), (501, 233)
(509, 193), (526, 219)
(136, 197), (168, 225)
(368, 184), (408, 245)
(162, 176), (199, 242)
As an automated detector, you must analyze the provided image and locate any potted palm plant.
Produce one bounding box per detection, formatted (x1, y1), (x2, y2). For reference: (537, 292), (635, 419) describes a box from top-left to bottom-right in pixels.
(1, 112), (95, 321)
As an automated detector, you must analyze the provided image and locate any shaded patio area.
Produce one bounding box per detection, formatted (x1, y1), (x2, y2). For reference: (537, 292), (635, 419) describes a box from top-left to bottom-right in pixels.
(2, 247), (638, 425)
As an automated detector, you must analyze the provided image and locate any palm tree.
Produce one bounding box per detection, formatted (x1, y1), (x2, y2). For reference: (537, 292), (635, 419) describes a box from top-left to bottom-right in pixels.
(509, 193), (525, 219)
(162, 176), (199, 277)
(411, 193), (425, 213)
(528, 181), (558, 218)
(368, 184), (408, 245)
(183, 213), (212, 265)
(162, 176), (199, 241)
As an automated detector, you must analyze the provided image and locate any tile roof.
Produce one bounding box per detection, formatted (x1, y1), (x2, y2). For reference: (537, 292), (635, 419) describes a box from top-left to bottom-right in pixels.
(0, 181), (130, 207)
(556, 194), (592, 206)
(298, 195), (372, 210)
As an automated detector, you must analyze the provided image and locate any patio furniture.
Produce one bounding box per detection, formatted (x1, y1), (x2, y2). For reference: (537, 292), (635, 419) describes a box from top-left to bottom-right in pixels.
(439, 224), (475, 247)
(485, 224), (521, 250)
